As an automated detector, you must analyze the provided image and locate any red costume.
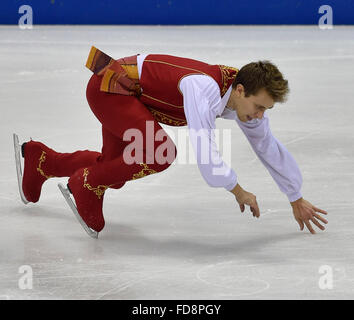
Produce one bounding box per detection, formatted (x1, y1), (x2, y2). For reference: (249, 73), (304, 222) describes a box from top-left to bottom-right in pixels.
(22, 47), (238, 233)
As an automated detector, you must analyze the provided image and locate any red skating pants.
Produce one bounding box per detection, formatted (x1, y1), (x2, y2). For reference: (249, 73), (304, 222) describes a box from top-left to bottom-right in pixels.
(47, 74), (177, 189)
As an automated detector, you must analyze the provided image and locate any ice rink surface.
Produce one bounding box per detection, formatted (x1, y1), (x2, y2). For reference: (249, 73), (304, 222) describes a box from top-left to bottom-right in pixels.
(1, 25), (354, 300)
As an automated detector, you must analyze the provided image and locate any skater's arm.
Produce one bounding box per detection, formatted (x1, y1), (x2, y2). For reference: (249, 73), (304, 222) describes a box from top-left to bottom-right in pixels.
(179, 75), (237, 191)
(236, 114), (328, 233)
(180, 75), (262, 218)
(235, 113), (302, 202)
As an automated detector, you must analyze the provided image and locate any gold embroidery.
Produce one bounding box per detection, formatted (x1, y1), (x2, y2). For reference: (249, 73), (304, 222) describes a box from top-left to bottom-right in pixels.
(82, 168), (112, 199)
(147, 107), (187, 126)
(218, 65), (239, 97)
(37, 151), (54, 180)
(132, 163), (157, 180)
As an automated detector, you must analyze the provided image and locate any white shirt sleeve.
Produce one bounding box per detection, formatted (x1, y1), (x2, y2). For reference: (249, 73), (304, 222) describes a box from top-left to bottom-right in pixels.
(179, 75), (238, 191)
(235, 113), (303, 202)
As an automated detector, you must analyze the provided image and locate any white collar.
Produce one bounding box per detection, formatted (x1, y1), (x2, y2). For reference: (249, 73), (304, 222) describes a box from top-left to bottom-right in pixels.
(221, 85), (233, 110)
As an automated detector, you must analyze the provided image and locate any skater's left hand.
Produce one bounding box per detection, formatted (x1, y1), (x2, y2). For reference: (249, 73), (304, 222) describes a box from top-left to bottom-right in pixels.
(290, 198), (328, 234)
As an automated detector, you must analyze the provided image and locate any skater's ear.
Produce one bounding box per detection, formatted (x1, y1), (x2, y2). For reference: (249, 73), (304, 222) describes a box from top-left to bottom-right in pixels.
(234, 83), (245, 97)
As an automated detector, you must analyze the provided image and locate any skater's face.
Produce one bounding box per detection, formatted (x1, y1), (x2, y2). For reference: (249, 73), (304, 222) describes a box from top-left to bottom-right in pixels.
(229, 84), (274, 122)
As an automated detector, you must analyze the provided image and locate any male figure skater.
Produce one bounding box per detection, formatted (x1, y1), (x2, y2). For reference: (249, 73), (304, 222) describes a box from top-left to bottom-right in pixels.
(14, 46), (328, 237)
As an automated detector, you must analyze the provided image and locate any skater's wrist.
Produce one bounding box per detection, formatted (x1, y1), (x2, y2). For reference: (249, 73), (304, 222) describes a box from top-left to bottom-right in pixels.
(290, 197), (304, 207)
(230, 183), (244, 197)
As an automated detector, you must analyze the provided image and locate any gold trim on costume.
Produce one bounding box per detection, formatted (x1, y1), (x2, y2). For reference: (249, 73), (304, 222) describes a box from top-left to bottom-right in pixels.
(37, 151), (54, 180)
(85, 46), (114, 76)
(132, 163), (157, 180)
(100, 69), (115, 92)
(218, 65), (239, 97)
(147, 107), (187, 126)
(85, 46), (98, 71)
(121, 64), (139, 80)
(82, 168), (112, 200)
(86, 46), (141, 95)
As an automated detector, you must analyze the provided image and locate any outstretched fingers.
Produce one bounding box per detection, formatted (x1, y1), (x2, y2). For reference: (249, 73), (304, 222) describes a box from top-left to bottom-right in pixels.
(292, 200), (329, 234)
(304, 220), (316, 234)
(313, 212), (328, 224)
(313, 206), (328, 215)
(296, 218), (304, 231)
(311, 217), (325, 231)
(301, 211), (328, 234)
(250, 201), (260, 218)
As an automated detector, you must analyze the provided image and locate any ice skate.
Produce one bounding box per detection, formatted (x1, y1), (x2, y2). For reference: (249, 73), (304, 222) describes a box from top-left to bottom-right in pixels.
(58, 182), (99, 239)
(13, 133), (29, 204)
(58, 167), (107, 238)
(14, 136), (57, 203)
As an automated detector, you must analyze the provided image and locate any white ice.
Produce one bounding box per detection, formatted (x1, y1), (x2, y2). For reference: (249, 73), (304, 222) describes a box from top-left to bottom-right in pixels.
(1, 25), (354, 300)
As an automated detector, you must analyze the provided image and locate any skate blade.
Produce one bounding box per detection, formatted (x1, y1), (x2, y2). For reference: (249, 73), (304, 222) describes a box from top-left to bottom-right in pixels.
(58, 183), (99, 239)
(13, 133), (29, 204)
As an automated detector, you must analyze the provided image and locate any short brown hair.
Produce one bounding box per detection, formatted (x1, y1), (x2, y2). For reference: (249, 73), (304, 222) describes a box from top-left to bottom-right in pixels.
(232, 61), (289, 103)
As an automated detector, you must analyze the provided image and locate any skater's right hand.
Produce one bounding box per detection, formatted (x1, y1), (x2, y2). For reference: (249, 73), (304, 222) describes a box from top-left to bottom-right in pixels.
(230, 183), (260, 218)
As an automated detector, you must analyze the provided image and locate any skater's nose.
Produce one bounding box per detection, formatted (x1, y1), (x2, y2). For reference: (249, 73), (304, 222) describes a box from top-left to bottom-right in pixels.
(253, 110), (265, 119)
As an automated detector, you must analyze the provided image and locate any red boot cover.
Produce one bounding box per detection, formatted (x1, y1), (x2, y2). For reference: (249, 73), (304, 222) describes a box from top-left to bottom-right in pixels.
(22, 141), (56, 203)
(68, 168), (107, 232)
